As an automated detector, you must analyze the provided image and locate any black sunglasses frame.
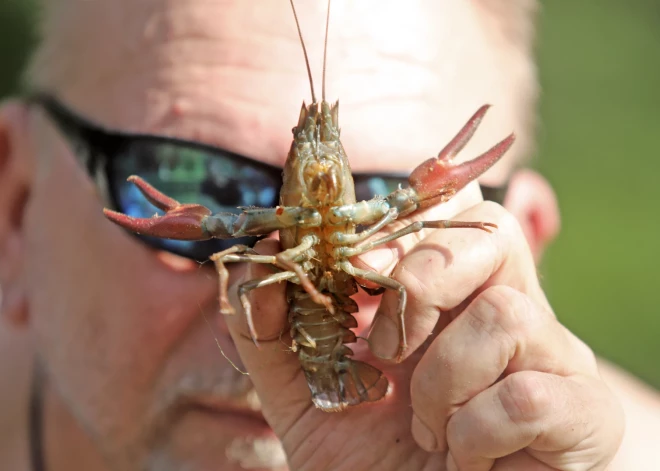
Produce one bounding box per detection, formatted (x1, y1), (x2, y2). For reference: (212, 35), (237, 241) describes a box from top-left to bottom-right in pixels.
(29, 92), (508, 261)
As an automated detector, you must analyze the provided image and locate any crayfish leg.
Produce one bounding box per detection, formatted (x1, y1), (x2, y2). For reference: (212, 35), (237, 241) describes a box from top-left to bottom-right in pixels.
(236, 271), (298, 347)
(341, 220), (497, 259)
(339, 261), (408, 362)
(210, 245), (265, 315)
(210, 246), (296, 346)
(274, 234), (335, 313)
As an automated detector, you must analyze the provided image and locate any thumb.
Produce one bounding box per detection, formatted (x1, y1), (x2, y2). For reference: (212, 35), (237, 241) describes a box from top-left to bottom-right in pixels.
(221, 238), (312, 434)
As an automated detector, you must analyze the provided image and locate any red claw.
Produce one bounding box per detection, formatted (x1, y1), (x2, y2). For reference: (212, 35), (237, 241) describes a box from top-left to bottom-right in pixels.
(409, 105), (515, 207)
(103, 176), (212, 240)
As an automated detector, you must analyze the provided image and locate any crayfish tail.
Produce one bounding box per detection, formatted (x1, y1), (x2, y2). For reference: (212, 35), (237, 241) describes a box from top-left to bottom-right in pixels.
(289, 282), (389, 412)
(303, 359), (389, 412)
(341, 359), (389, 404)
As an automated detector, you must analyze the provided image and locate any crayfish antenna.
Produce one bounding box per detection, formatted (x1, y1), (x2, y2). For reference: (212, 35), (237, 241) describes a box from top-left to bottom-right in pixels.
(322, 0), (331, 102)
(289, 0), (317, 103)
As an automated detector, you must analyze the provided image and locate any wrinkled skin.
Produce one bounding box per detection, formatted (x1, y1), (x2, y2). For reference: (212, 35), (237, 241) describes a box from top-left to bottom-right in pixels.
(3, 1), (658, 470)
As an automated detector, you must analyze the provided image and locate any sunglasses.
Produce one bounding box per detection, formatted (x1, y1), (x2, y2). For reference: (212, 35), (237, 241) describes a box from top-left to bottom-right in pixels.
(30, 93), (508, 262)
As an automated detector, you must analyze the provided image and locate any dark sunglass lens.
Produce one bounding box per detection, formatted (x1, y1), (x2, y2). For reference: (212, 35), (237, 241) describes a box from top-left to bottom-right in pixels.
(353, 175), (408, 202)
(110, 140), (281, 260)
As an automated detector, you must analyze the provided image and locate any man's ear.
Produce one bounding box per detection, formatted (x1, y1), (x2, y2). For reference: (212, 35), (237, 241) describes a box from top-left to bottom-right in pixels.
(0, 100), (34, 328)
(503, 169), (561, 264)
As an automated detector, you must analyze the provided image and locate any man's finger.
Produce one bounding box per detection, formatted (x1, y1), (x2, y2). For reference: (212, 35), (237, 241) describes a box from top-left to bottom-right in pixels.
(410, 285), (599, 452)
(368, 201), (547, 361)
(446, 372), (623, 471)
(223, 239), (290, 342)
(447, 445), (560, 471)
(220, 238), (312, 434)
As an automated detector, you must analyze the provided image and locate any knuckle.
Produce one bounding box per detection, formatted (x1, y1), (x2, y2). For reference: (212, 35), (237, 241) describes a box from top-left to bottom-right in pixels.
(392, 262), (429, 302)
(481, 201), (523, 238)
(470, 201), (532, 279)
(499, 372), (553, 425)
(410, 345), (465, 416)
(411, 337), (469, 410)
(478, 201), (527, 254)
(565, 326), (600, 373)
(410, 365), (450, 422)
(410, 367), (434, 406)
(393, 248), (455, 310)
(445, 410), (480, 453)
(463, 286), (536, 373)
(471, 286), (535, 335)
(478, 200), (507, 217)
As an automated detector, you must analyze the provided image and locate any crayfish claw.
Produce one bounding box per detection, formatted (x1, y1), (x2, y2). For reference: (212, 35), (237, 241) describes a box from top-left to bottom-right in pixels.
(437, 104), (491, 162)
(408, 112), (515, 208)
(103, 177), (213, 240)
(127, 175), (181, 211)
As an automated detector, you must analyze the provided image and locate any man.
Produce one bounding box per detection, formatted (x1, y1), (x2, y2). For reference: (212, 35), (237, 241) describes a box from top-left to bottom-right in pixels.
(0, 0), (658, 469)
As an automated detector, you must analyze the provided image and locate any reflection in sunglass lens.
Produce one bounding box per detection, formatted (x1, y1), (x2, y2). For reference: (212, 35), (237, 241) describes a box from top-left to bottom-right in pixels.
(353, 175), (407, 201)
(111, 141), (281, 260)
(108, 143), (412, 261)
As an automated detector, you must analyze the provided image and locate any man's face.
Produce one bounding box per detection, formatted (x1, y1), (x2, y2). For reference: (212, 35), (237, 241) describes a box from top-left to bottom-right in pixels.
(18, 0), (537, 469)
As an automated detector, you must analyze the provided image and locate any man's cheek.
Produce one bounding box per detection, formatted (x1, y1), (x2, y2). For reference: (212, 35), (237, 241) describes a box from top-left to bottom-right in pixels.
(23, 164), (195, 413)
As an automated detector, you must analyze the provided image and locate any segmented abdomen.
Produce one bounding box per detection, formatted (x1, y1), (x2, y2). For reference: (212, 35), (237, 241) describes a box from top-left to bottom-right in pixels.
(287, 282), (389, 412)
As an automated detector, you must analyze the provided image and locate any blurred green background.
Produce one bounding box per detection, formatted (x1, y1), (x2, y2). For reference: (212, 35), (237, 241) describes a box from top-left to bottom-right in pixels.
(1, 1), (658, 387)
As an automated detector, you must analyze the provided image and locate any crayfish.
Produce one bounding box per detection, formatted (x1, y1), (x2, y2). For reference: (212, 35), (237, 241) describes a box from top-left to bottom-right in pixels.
(104, 0), (514, 412)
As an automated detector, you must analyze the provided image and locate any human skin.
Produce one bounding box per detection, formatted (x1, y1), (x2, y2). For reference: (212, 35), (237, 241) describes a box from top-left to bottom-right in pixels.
(0, 0), (657, 470)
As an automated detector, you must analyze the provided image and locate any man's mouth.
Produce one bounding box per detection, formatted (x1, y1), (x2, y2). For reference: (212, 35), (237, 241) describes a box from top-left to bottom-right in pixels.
(186, 392), (288, 469)
(191, 389), (265, 423)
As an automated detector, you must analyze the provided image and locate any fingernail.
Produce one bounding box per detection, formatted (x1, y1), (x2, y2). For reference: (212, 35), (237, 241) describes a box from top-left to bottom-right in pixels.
(411, 414), (437, 452)
(368, 313), (399, 360)
(446, 452), (458, 471)
(358, 247), (396, 274)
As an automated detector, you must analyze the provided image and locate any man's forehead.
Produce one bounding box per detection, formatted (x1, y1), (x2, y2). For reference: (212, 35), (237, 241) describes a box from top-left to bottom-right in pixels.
(28, 0), (538, 178)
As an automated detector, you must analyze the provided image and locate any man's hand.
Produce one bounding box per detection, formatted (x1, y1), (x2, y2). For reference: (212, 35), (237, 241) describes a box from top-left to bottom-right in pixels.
(221, 201), (624, 470)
